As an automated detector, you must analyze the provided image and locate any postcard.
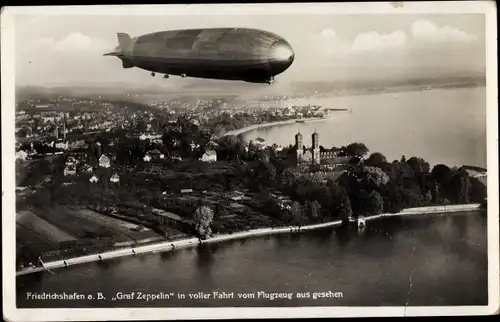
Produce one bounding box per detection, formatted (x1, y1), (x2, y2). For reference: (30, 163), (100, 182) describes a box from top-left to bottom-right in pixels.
(2, 1), (498, 320)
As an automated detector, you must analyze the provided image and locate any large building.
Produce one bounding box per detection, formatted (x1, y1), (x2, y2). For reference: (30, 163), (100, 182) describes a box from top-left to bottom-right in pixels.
(295, 130), (339, 165)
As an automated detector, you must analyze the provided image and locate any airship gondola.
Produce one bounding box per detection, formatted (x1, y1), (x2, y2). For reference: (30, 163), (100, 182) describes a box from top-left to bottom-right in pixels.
(104, 28), (295, 84)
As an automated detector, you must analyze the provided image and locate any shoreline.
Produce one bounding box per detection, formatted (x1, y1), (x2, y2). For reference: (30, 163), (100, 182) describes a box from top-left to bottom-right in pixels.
(16, 203), (483, 277)
(217, 114), (341, 139)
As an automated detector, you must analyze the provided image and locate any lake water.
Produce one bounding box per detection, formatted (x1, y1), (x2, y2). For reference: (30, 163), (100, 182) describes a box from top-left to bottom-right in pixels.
(17, 211), (488, 308)
(243, 87), (487, 168)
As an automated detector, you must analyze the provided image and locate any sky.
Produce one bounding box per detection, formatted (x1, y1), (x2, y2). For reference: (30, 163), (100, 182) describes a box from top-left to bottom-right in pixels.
(14, 13), (486, 88)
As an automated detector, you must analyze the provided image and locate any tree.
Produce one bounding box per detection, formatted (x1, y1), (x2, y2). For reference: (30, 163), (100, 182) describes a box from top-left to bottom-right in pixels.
(342, 142), (369, 157)
(362, 166), (390, 187)
(136, 119), (147, 133)
(306, 200), (321, 220)
(193, 205), (215, 239)
(383, 161), (414, 182)
(280, 168), (300, 187)
(16, 128), (28, 138)
(431, 164), (452, 186)
(368, 190), (384, 215)
(448, 169), (471, 203)
(328, 182), (353, 220)
(365, 152), (387, 168)
(261, 198), (283, 220)
(290, 201), (303, 226)
(406, 157), (430, 174)
(469, 177), (487, 202)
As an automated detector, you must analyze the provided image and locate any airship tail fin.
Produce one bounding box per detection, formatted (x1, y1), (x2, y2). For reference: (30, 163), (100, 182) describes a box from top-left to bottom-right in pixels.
(117, 33), (132, 50)
(103, 33), (132, 57)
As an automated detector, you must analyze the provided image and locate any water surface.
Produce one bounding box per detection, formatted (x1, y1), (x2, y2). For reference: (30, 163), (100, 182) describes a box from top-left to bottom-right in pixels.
(17, 211), (488, 308)
(244, 88), (487, 168)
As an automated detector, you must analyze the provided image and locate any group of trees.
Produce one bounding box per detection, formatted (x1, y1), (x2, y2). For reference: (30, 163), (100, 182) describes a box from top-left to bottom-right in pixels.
(252, 143), (487, 224)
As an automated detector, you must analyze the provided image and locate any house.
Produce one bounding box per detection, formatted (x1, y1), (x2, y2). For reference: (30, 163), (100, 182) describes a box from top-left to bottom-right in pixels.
(147, 149), (165, 160)
(225, 191), (246, 201)
(63, 163), (76, 176)
(180, 189), (193, 194)
(15, 150), (28, 161)
(27, 144), (37, 156)
(143, 155), (151, 162)
(89, 175), (99, 183)
(55, 141), (69, 150)
(199, 150), (217, 163)
(139, 133), (163, 141)
(99, 154), (111, 168)
(110, 173), (120, 183)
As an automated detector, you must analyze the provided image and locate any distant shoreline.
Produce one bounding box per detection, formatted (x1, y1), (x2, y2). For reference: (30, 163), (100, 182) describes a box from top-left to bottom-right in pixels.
(216, 84), (485, 140)
(16, 203), (483, 277)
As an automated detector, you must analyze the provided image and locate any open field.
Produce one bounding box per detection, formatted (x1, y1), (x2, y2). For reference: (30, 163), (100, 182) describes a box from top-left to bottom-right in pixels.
(16, 223), (58, 250)
(74, 208), (161, 241)
(16, 211), (77, 244)
(32, 206), (131, 242)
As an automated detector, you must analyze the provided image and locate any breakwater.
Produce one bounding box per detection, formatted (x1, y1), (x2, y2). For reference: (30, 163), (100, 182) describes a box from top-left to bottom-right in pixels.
(16, 203), (482, 276)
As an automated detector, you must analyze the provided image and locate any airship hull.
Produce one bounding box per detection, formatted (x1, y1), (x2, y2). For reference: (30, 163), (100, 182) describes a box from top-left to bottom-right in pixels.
(106, 28), (295, 83)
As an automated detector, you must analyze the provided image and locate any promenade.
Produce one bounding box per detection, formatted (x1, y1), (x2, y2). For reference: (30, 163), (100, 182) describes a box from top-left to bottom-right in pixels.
(16, 203), (483, 276)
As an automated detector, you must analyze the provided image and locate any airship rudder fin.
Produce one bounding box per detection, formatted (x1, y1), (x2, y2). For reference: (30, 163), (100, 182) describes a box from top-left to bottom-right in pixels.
(117, 33), (132, 50)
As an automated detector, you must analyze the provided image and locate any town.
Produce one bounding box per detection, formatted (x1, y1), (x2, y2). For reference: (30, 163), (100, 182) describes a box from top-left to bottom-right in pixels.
(15, 90), (487, 272)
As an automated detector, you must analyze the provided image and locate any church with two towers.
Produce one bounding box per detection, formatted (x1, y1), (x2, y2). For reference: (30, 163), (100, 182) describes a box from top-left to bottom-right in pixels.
(294, 130), (338, 166)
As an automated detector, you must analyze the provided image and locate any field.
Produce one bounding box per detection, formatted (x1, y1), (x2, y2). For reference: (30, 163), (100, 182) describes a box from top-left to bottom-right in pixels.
(16, 211), (77, 243)
(16, 223), (58, 250)
(74, 208), (161, 241)
(32, 206), (131, 242)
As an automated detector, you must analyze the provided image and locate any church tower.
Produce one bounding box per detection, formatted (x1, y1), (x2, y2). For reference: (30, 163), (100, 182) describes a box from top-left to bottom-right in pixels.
(295, 131), (303, 164)
(312, 130), (320, 165)
(62, 112), (67, 141)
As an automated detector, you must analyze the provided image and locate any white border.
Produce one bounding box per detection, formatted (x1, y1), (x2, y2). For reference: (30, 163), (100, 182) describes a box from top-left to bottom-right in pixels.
(2, 2), (498, 320)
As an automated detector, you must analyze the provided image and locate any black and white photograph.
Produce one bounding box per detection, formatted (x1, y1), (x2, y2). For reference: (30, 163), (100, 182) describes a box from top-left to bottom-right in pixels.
(2, 2), (498, 320)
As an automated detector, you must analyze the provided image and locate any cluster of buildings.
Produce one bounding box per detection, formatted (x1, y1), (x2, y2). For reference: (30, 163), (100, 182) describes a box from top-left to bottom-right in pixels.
(61, 148), (121, 185)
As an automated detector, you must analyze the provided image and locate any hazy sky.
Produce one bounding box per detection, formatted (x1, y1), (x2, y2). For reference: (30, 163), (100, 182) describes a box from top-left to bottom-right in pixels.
(14, 13), (486, 87)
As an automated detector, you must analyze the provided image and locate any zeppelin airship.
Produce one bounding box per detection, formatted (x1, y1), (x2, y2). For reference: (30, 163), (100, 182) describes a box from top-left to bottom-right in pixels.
(103, 28), (295, 84)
